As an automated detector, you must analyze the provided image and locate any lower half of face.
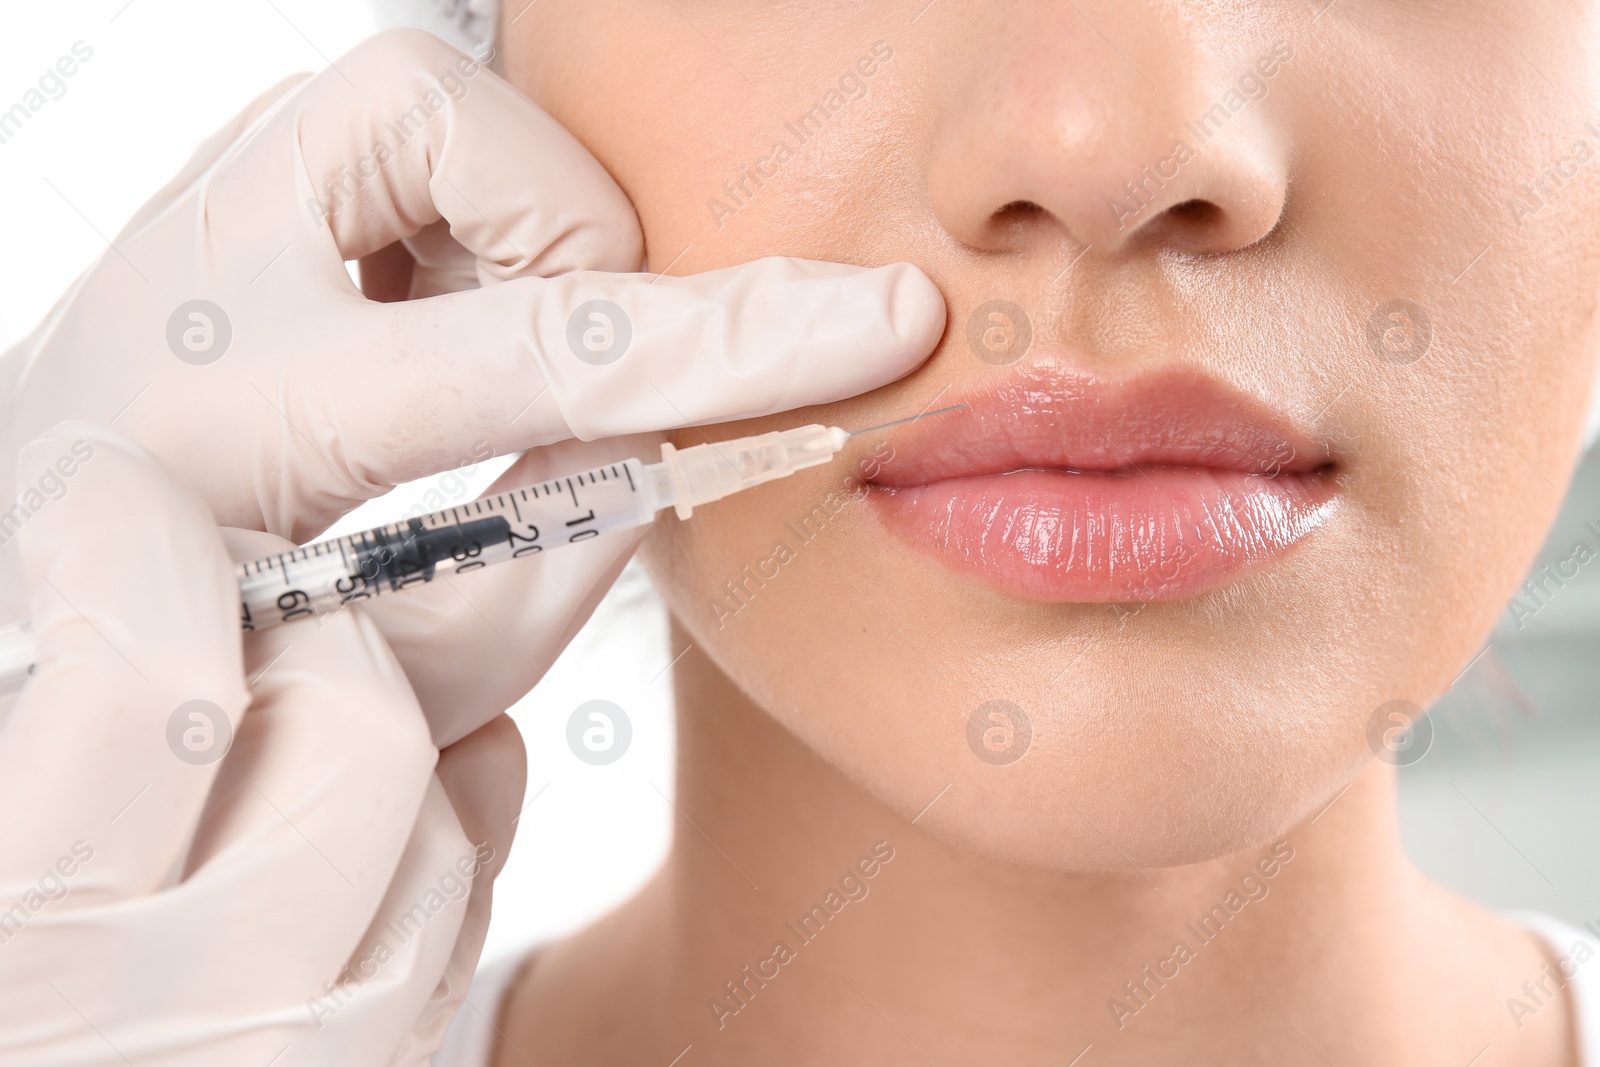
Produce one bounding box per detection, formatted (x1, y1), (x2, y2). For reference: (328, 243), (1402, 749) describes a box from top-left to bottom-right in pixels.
(508, 0), (1600, 868)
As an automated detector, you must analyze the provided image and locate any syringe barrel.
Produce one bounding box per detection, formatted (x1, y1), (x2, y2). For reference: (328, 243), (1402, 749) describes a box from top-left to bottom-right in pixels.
(648, 424), (848, 520)
(235, 457), (654, 631)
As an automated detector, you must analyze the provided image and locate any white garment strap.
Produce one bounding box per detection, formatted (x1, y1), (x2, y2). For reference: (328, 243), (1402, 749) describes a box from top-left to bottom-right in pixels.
(1509, 911), (1600, 1065)
(432, 950), (531, 1067)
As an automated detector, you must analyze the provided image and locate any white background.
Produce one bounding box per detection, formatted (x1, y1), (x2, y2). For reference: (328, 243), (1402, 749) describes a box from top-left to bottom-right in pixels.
(0, 0), (676, 970)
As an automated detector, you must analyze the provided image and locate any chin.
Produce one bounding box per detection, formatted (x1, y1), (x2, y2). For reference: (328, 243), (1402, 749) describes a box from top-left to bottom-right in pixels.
(879, 708), (1357, 873)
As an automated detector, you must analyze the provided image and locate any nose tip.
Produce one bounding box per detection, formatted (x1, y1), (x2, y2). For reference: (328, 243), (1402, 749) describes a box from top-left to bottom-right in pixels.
(925, 16), (1293, 263)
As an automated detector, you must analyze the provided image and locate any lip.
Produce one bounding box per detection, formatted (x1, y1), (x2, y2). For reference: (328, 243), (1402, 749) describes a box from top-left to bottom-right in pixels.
(862, 364), (1342, 602)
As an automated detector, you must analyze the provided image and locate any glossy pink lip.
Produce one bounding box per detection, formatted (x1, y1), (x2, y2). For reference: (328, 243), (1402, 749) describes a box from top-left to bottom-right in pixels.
(865, 366), (1341, 602)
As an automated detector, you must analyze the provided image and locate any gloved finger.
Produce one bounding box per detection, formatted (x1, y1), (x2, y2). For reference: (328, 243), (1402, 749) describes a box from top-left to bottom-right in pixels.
(15, 777), (477, 1067)
(256, 255), (941, 543)
(173, 527), (440, 996)
(425, 717), (523, 892)
(0, 422), (249, 896)
(388, 715), (526, 1063)
(156, 708), (515, 1058)
(214, 28), (639, 284)
(297, 776), (476, 1065)
(242, 255), (940, 542)
(360, 435), (658, 747)
(354, 254), (947, 454)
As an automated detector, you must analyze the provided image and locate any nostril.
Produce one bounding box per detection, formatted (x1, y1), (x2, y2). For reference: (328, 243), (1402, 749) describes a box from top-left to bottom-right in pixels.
(976, 199), (1049, 250)
(1167, 199), (1222, 227)
(997, 199), (1044, 217)
(996, 199), (1044, 229)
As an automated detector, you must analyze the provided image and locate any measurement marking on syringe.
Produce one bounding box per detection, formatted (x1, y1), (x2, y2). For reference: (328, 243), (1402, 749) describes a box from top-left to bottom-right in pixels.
(624, 464), (636, 491)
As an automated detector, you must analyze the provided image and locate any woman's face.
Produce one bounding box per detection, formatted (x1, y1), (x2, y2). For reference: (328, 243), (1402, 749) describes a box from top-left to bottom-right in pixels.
(505, 2), (1600, 868)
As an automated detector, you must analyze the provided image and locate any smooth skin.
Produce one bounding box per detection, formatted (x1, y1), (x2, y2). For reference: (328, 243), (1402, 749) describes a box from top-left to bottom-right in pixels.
(491, 2), (1600, 1065)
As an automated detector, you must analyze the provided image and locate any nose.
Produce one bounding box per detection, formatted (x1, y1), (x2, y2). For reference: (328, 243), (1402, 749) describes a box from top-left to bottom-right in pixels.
(925, 4), (1291, 259)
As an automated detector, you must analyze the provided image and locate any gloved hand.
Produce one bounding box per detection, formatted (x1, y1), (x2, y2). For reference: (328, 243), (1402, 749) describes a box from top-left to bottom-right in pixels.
(0, 422), (522, 1066)
(0, 28), (947, 747)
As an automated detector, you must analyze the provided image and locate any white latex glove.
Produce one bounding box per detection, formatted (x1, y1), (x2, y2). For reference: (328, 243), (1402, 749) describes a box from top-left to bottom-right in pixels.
(0, 28), (947, 747)
(0, 421), (523, 1066)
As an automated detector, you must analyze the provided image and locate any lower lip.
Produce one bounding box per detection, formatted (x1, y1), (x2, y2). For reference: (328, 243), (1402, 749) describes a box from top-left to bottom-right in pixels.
(867, 467), (1339, 602)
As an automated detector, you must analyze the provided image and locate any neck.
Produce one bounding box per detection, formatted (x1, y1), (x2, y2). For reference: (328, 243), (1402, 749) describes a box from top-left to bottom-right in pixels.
(503, 622), (1576, 1067)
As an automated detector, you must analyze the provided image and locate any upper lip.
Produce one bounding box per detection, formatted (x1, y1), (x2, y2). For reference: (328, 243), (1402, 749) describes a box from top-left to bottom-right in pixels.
(865, 363), (1337, 488)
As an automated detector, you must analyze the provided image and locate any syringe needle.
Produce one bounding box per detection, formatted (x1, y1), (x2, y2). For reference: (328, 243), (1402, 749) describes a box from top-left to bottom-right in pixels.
(845, 403), (968, 438)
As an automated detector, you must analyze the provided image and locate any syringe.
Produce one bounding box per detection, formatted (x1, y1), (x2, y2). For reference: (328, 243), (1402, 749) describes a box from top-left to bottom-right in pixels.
(0, 414), (958, 696)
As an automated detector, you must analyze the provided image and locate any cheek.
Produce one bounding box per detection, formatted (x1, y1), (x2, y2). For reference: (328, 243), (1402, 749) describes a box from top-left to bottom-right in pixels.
(506, 1), (921, 273)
